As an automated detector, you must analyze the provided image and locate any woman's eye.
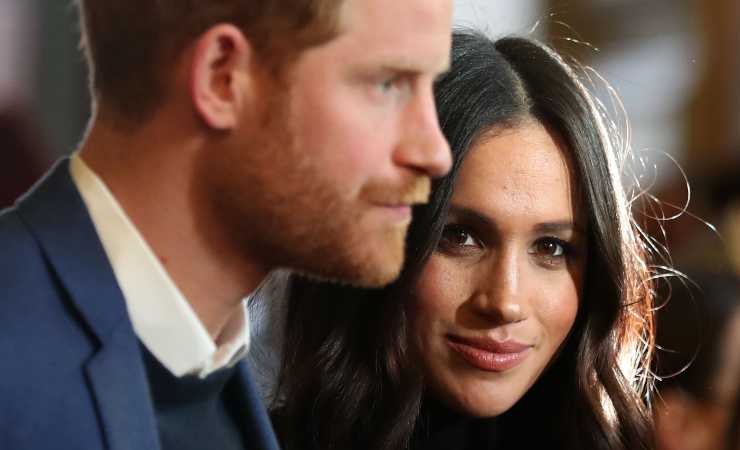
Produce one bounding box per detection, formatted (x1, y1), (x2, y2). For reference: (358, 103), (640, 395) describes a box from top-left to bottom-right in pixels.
(529, 238), (571, 266)
(535, 240), (564, 256)
(439, 224), (480, 250)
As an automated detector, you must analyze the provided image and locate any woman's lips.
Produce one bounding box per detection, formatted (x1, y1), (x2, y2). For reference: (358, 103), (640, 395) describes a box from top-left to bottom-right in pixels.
(446, 335), (532, 372)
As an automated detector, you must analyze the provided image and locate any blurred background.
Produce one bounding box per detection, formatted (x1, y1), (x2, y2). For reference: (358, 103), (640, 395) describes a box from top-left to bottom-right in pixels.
(1, 1), (738, 447)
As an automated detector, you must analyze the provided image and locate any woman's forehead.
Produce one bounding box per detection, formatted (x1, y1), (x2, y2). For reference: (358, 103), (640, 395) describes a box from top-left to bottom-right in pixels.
(452, 122), (582, 223)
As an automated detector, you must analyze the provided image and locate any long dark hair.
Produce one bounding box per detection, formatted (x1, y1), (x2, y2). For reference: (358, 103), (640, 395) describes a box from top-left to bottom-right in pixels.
(271, 30), (656, 450)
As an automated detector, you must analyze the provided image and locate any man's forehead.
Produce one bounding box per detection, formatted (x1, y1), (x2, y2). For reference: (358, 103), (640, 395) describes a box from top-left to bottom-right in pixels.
(340, 0), (452, 25)
(337, 0), (452, 73)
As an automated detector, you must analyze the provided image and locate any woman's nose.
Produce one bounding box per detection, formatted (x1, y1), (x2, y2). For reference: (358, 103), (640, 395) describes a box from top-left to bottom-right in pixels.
(469, 250), (527, 324)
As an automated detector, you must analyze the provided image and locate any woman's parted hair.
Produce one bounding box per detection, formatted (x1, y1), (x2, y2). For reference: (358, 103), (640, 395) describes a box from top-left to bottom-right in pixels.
(273, 29), (656, 450)
(75, 0), (343, 122)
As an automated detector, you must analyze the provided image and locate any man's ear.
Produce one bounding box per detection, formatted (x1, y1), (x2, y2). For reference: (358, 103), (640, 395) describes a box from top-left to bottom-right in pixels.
(190, 24), (253, 130)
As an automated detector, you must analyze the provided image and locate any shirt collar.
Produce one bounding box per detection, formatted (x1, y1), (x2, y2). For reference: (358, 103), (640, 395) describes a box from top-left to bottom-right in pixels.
(69, 153), (249, 378)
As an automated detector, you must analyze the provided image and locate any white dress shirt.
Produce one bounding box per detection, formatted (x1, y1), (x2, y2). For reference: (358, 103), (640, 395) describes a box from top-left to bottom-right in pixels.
(69, 154), (249, 379)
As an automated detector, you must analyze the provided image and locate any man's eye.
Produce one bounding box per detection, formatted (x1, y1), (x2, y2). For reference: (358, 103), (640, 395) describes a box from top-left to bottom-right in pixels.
(439, 224), (479, 249)
(378, 77), (398, 92)
(376, 75), (410, 97)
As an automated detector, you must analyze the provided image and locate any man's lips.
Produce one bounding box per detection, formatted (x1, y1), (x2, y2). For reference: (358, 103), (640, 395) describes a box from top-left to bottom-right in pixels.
(366, 182), (430, 223)
(446, 335), (533, 372)
(372, 203), (413, 222)
(372, 194), (429, 208)
(363, 177), (431, 208)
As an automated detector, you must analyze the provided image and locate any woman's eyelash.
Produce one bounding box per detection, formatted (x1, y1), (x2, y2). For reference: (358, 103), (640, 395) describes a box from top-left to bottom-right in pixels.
(536, 237), (570, 254)
(437, 225), (579, 266)
(529, 237), (579, 267)
(438, 224), (481, 249)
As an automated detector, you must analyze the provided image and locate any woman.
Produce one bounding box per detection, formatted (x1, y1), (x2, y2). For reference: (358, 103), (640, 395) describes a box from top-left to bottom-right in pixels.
(264, 30), (656, 450)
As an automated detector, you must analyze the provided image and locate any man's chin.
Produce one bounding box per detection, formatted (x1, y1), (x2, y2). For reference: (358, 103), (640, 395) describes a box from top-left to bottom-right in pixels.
(294, 238), (406, 288)
(295, 255), (404, 288)
(274, 223), (408, 288)
(342, 262), (404, 288)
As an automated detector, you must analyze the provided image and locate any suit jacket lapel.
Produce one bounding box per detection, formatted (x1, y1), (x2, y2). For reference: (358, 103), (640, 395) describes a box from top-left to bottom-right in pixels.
(84, 325), (161, 450)
(16, 158), (161, 450)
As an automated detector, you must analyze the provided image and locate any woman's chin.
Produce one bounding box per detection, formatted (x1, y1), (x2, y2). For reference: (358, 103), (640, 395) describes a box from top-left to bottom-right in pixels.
(435, 385), (521, 418)
(456, 400), (515, 418)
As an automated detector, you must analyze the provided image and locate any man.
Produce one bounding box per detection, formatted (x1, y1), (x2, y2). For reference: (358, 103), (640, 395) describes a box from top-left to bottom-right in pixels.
(0, 0), (452, 449)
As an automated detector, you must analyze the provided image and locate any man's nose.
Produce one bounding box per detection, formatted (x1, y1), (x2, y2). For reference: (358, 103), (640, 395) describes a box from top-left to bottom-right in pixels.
(393, 88), (452, 178)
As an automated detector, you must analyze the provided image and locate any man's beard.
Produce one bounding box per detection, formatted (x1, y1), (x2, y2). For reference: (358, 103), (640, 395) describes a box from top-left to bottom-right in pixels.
(204, 86), (429, 288)
(241, 173), (415, 288)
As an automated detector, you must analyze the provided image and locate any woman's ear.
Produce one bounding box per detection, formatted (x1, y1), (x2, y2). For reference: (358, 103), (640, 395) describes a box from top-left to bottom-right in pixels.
(190, 24), (253, 130)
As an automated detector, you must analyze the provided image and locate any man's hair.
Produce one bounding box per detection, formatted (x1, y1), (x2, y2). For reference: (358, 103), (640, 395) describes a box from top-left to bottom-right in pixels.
(75, 0), (343, 122)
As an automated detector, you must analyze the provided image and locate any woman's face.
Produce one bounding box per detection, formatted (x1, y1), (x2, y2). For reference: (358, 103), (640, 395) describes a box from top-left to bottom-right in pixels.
(407, 121), (587, 417)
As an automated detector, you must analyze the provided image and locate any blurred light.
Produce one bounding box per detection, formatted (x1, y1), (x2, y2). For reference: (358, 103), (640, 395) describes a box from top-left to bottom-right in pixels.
(453, 0), (545, 38)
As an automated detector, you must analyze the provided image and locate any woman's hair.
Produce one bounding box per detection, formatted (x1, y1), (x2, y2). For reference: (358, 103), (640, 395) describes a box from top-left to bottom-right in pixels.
(272, 29), (656, 450)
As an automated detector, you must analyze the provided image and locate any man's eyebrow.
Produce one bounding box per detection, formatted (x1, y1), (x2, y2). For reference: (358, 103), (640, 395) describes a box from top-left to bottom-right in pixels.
(375, 54), (450, 76)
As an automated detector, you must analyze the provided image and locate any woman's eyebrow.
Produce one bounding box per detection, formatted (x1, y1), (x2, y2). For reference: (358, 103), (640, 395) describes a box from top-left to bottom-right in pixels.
(447, 205), (493, 230)
(533, 221), (585, 235)
(448, 206), (586, 236)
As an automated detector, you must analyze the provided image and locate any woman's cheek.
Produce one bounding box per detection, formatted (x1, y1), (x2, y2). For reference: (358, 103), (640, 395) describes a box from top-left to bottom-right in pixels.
(532, 277), (580, 346)
(411, 254), (469, 322)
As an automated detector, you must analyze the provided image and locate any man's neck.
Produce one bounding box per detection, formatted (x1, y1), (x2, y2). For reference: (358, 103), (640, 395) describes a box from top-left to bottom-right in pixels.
(78, 117), (268, 340)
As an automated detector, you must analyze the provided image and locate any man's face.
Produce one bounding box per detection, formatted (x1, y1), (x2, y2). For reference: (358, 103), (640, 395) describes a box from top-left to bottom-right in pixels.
(212, 0), (453, 287)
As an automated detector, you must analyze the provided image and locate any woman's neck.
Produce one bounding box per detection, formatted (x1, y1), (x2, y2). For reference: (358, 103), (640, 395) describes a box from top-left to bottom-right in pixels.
(411, 397), (499, 450)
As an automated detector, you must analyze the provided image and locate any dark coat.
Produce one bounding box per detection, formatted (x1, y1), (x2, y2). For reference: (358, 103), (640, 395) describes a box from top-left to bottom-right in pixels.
(0, 159), (280, 450)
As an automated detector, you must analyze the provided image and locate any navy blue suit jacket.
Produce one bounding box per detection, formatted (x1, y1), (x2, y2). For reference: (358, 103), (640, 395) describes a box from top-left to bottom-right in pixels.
(0, 159), (280, 450)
